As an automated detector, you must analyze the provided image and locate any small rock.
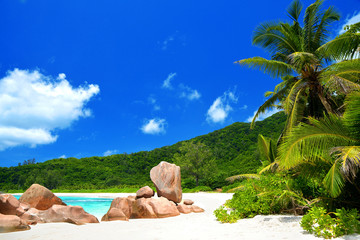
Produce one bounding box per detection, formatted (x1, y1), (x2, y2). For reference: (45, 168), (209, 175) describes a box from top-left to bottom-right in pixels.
(177, 204), (192, 214)
(136, 186), (155, 199)
(183, 199), (194, 205)
(190, 205), (205, 213)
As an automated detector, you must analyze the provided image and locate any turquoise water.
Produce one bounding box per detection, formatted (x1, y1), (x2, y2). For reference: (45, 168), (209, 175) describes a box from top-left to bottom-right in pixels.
(14, 195), (112, 219)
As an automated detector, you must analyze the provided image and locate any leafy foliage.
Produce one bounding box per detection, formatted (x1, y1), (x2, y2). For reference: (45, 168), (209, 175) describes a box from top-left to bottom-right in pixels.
(301, 207), (360, 239)
(174, 141), (216, 186)
(214, 174), (310, 223)
(237, 0), (359, 130)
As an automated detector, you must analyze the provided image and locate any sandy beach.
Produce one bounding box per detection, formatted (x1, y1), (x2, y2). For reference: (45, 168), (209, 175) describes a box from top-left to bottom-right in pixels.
(2, 192), (359, 240)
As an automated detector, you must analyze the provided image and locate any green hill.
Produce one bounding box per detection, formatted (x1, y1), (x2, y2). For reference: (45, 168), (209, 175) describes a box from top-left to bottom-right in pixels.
(0, 112), (286, 191)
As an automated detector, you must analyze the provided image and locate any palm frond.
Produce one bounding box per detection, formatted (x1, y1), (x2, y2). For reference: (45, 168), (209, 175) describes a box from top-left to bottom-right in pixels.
(313, 6), (340, 49)
(278, 114), (357, 169)
(225, 174), (260, 183)
(303, 0), (323, 51)
(331, 146), (360, 180)
(235, 57), (293, 78)
(226, 185), (246, 193)
(323, 160), (345, 198)
(343, 91), (360, 136)
(284, 89), (306, 133)
(283, 78), (306, 114)
(259, 161), (279, 174)
(250, 91), (286, 129)
(287, 0), (303, 22)
(252, 22), (298, 55)
(258, 134), (271, 162)
(318, 32), (360, 60)
(322, 59), (360, 94)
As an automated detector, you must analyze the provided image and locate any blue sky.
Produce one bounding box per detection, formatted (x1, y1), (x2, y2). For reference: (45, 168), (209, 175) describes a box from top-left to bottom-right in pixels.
(0, 0), (359, 167)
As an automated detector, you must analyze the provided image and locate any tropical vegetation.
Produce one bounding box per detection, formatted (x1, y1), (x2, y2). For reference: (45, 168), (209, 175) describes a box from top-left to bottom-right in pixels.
(215, 1), (360, 238)
(174, 141), (216, 186)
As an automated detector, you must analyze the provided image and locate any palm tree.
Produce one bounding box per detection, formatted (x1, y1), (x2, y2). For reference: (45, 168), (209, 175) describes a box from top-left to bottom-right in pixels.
(237, 0), (360, 130)
(278, 91), (360, 198)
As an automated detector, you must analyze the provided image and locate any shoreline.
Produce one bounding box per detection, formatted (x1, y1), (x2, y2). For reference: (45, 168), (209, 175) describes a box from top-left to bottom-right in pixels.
(4, 192), (359, 240)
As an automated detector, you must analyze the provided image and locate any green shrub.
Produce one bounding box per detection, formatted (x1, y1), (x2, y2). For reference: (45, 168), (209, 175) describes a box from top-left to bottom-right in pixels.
(214, 174), (308, 223)
(301, 207), (360, 239)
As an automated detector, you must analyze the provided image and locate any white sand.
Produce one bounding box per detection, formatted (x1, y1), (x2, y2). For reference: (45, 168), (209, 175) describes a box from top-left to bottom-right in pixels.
(2, 193), (359, 240)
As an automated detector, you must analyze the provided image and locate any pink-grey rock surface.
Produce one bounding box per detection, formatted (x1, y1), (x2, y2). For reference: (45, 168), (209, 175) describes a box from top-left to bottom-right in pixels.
(150, 161), (182, 203)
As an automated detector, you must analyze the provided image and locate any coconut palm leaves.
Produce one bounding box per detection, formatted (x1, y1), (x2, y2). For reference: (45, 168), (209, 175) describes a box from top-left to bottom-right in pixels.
(278, 92), (360, 197)
(319, 22), (360, 61)
(237, 0), (360, 127)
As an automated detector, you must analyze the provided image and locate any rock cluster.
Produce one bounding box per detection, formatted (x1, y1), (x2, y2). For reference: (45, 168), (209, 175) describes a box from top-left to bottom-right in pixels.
(0, 184), (99, 233)
(102, 161), (204, 221)
(1, 161), (205, 232)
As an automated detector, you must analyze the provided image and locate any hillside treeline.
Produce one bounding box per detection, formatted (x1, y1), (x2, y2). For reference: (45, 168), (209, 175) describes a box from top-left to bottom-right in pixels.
(0, 112), (286, 191)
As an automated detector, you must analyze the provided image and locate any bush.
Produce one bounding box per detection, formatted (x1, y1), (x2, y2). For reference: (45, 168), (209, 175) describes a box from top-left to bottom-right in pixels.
(301, 207), (360, 239)
(214, 174), (308, 223)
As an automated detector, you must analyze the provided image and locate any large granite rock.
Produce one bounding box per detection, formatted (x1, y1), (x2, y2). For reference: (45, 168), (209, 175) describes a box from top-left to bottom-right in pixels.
(150, 161), (182, 203)
(136, 186), (155, 199)
(19, 184), (66, 210)
(0, 213), (30, 233)
(102, 196), (180, 221)
(102, 196), (135, 221)
(34, 205), (99, 225)
(0, 194), (20, 215)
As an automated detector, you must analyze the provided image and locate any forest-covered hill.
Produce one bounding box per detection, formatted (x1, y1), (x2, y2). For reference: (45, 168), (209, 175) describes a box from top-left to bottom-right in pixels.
(0, 112), (286, 191)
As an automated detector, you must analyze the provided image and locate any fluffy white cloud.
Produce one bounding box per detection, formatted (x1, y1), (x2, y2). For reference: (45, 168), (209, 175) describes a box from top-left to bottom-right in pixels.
(0, 69), (100, 150)
(206, 90), (238, 123)
(179, 84), (201, 101)
(246, 108), (281, 123)
(141, 118), (166, 135)
(339, 12), (360, 34)
(59, 155), (66, 159)
(162, 73), (176, 89)
(103, 150), (118, 156)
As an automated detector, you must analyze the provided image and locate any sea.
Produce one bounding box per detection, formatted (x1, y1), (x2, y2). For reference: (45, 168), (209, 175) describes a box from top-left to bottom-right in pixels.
(14, 195), (113, 219)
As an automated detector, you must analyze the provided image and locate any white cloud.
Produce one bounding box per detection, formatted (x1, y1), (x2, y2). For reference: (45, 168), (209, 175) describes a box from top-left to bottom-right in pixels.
(240, 105), (248, 110)
(339, 12), (360, 34)
(179, 84), (201, 101)
(148, 96), (160, 111)
(141, 118), (166, 135)
(206, 90), (238, 123)
(162, 73), (176, 89)
(58, 73), (66, 80)
(246, 108), (281, 123)
(103, 150), (118, 156)
(59, 155), (66, 159)
(0, 68), (100, 150)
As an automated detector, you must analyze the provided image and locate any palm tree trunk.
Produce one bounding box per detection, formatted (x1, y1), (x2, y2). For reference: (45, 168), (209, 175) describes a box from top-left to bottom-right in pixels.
(317, 92), (334, 114)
